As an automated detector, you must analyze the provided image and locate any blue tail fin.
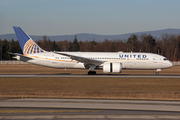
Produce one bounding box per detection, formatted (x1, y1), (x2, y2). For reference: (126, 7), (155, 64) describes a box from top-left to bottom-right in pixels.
(13, 26), (45, 54)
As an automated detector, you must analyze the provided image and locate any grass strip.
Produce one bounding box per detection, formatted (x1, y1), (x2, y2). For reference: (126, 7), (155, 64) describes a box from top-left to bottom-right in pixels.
(0, 78), (180, 100)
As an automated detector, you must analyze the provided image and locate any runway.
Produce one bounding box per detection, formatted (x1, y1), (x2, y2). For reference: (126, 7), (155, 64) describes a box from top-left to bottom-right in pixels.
(0, 74), (180, 78)
(1, 98), (180, 112)
(1, 98), (180, 120)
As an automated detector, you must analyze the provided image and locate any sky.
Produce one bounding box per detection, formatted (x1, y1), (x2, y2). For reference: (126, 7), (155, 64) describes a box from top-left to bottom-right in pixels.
(1, 0), (180, 36)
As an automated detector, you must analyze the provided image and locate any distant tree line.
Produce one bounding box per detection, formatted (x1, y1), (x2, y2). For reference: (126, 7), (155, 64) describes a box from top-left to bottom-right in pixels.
(0, 33), (180, 61)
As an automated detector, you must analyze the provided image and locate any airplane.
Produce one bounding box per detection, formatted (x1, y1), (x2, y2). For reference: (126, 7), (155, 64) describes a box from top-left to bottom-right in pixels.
(12, 26), (173, 75)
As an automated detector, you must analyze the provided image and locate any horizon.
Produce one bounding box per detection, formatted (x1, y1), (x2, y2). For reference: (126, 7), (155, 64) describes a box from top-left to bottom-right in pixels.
(1, 28), (180, 36)
(1, 28), (180, 42)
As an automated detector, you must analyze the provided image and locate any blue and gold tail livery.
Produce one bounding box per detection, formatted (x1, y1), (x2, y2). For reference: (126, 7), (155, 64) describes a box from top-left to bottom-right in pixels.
(13, 26), (45, 54)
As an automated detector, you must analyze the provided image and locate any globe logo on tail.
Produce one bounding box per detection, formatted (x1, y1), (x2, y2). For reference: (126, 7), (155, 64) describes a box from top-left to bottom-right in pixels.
(23, 39), (45, 54)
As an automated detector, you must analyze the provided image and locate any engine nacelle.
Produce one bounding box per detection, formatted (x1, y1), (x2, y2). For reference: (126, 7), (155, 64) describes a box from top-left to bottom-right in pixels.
(103, 62), (112, 73)
(112, 62), (122, 73)
(103, 62), (122, 73)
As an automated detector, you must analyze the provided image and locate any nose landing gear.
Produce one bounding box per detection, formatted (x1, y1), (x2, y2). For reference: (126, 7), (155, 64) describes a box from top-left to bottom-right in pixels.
(155, 69), (161, 75)
(155, 72), (159, 75)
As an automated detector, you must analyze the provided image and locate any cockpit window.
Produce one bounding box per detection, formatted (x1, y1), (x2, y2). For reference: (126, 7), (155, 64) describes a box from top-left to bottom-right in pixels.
(163, 58), (167, 61)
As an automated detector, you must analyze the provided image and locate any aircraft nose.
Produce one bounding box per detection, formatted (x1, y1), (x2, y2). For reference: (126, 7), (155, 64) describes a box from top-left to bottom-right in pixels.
(168, 61), (173, 68)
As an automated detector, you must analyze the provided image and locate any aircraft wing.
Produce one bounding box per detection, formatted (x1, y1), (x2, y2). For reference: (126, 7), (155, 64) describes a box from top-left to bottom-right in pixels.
(54, 52), (104, 66)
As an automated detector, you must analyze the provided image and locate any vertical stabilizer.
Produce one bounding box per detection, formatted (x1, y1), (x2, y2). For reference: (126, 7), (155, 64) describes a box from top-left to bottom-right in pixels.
(13, 26), (45, 54)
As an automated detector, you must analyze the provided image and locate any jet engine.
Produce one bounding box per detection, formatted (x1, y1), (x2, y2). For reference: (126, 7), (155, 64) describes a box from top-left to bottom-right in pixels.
(103, 62), (122, 73)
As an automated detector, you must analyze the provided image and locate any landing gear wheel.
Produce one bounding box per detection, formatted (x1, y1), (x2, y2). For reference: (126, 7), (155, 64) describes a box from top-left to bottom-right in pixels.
(88, 71), (92, 75)
(92, 71), (96, 75)
(155, 72), (159, 75)
(88, 71), (96, 75)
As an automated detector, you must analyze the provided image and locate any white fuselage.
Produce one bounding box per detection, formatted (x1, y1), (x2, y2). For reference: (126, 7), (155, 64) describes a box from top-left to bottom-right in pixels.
(20, 52), (173, 70)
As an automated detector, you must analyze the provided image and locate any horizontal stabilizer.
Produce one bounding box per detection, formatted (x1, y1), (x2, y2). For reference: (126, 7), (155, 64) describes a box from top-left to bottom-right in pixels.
(9, 52), (33, 61)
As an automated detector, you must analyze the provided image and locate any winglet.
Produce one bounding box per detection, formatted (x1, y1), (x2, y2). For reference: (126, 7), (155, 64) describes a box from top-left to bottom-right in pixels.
(13, 26), (45, 54)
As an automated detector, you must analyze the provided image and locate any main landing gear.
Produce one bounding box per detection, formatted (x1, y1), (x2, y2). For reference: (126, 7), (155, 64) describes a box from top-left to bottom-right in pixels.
(86, 64), (96, 75)
(88, 71), (96, 75)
